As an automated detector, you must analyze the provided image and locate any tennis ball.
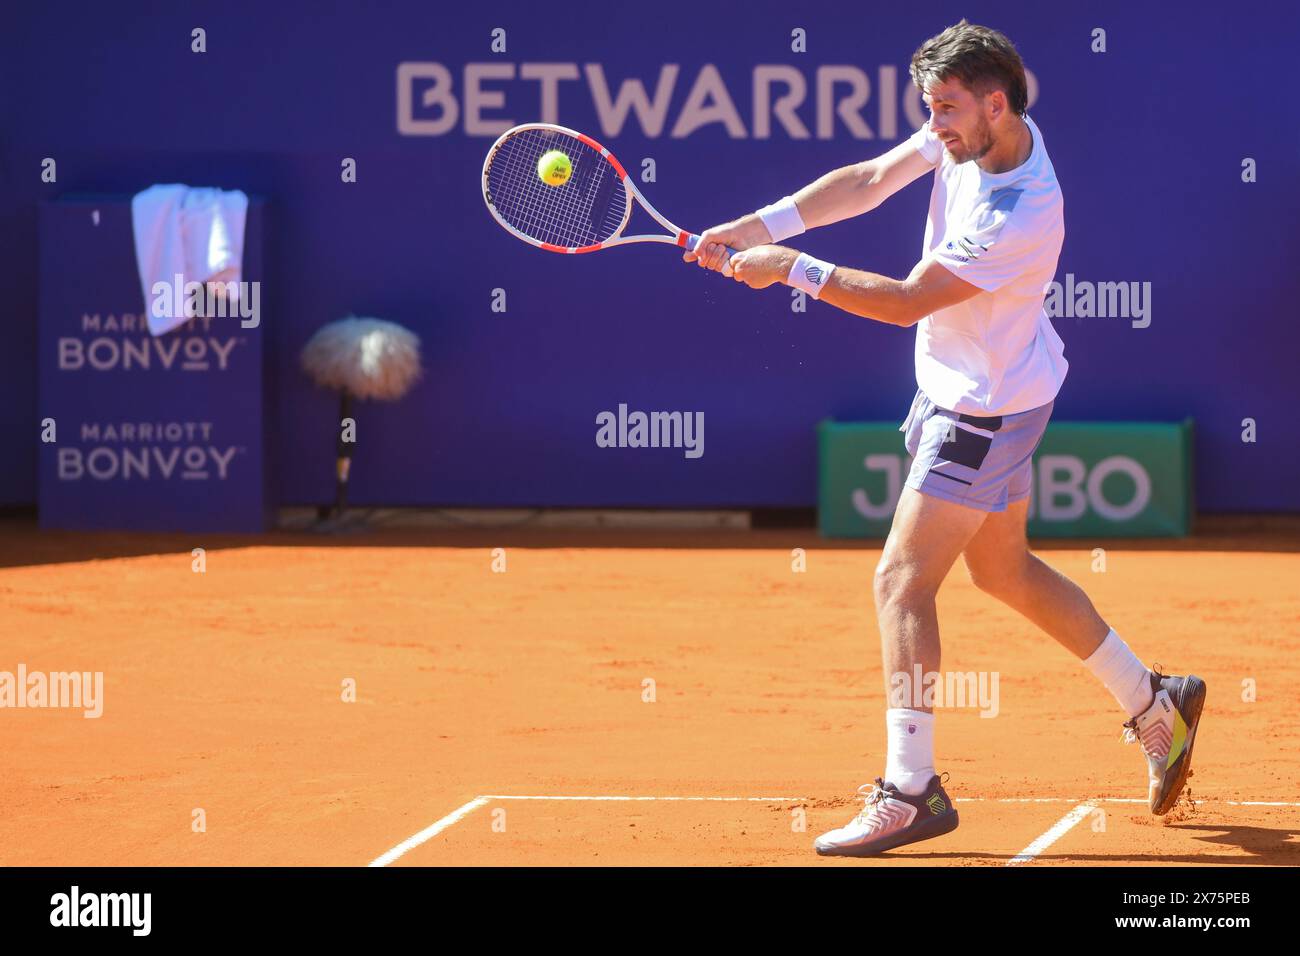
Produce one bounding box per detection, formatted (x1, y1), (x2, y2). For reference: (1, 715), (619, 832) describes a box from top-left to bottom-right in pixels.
(537, 149), (572, 186)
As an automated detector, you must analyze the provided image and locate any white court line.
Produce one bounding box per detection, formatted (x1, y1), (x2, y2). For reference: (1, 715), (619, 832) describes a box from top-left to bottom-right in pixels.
(962, 798), (1300, 806)
(368, 795), (803, 866)
(957, 797), (1145, 804)
(474, 795), (1300, 805)
(367, 796), (491, 867)
(369, 793), (1300, 866)
(1006, 802), (1098, 866)
(479, 795), (807, 802)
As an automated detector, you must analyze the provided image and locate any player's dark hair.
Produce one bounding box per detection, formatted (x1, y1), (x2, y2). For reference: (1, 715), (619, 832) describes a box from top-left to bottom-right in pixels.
(910, 20), (1029, 117)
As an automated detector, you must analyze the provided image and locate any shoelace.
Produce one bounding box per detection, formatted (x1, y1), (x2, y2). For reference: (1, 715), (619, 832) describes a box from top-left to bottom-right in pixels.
(853, 778), (891, 821)
(1120, 664), (1167, 756)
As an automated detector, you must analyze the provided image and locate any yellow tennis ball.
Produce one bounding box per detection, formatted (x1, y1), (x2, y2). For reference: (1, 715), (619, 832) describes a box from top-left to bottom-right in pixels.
(537, 149), (572, 186)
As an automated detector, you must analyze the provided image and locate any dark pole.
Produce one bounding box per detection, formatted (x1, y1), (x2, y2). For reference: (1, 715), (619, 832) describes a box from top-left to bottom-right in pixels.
(335, 390), (353, 517)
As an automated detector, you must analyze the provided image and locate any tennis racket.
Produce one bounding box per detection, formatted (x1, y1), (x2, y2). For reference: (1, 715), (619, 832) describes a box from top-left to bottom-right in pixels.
(482, 122), (735, 276)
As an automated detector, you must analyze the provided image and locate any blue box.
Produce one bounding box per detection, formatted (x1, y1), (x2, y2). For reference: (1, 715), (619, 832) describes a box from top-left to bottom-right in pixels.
(38, 195), (272, 532)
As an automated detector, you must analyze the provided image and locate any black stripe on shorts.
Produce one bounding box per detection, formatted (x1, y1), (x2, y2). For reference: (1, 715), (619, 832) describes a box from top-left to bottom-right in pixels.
(958, 412), (1003, 432)
(931, 470), (974, 486)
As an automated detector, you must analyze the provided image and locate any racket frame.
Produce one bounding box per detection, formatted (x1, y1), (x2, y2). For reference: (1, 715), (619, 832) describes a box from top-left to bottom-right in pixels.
(481, 122), (730, 269)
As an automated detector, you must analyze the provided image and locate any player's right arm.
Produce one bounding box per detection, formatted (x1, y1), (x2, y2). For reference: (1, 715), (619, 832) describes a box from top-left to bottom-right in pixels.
(685, 139), (936, 272)
(790, 139), (936, 228)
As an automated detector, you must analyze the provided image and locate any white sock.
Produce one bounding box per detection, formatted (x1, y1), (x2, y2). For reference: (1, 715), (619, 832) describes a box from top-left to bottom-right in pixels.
(884, 708), (935, 796)
(1083, 628), (1154, 718)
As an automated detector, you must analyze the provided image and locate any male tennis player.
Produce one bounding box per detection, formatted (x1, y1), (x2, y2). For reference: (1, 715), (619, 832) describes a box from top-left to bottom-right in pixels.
(685, 20), (1205, 857)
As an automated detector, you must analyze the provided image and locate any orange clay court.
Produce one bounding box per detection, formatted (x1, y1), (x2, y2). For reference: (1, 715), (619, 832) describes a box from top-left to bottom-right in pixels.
(1, 516), (1297, 867)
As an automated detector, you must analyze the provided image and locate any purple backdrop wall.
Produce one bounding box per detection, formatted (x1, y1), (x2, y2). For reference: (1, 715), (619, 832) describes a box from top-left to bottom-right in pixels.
(3, 0), (1298, 512)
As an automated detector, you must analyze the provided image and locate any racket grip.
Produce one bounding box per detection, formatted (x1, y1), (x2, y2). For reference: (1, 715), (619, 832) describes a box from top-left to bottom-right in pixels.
(684, 233), (737, 278)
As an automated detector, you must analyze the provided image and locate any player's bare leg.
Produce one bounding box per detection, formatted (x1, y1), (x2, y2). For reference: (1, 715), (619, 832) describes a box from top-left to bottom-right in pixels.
(814, 487), (983, 856)
(874, 487), (988, 714)
(961, 497), (1109, 659)
(963, 497), (1206, 814)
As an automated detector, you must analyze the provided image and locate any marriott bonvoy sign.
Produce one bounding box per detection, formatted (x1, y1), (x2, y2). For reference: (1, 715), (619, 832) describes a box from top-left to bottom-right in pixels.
(38, 197), (271, 532)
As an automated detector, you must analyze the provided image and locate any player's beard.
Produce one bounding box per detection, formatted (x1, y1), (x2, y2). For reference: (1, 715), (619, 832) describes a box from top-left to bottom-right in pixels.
(955, 115), (996, 164)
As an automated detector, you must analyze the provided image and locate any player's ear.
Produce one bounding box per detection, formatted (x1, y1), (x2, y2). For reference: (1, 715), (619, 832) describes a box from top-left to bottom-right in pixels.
(987, 89), (1006, 122)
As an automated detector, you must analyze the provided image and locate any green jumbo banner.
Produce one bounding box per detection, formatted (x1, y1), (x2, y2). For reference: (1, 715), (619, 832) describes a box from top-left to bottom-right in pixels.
(818, 419), (1194, 538)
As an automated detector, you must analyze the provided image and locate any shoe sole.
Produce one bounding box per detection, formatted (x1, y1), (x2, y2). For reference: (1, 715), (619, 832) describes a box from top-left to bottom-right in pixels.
(815, 809), (960, 858)
(1152, 675), (1206, 816)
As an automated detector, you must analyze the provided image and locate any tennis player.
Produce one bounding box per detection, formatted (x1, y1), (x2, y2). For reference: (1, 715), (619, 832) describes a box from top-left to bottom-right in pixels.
(685, 20), (1206, 858)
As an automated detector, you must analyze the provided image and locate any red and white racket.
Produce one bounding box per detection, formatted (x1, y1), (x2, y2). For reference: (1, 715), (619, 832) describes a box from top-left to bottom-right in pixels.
(482, 122), (735, 276)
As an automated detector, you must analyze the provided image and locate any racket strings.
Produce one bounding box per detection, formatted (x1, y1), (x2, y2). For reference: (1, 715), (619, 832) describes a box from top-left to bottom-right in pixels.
(485, 128), (628, 248)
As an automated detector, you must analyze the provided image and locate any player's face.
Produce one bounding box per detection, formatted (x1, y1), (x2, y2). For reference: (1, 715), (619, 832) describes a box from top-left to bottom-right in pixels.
(921, 79), (996, 165)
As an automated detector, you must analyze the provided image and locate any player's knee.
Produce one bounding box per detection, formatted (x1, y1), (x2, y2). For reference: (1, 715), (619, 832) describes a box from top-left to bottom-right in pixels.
(873, 558), (930, 609)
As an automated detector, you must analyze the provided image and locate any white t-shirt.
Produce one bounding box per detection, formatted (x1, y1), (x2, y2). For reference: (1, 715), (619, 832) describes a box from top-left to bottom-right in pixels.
(907, 113), (1067, 416)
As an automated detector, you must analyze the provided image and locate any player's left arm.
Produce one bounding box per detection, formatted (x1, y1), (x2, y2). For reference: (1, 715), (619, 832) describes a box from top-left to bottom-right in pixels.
(729, 245), (982, 327)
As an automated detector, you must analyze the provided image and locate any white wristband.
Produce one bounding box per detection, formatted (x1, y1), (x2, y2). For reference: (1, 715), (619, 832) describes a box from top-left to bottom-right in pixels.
(755, 195), (807, 243)
(787, 253), (836, 299)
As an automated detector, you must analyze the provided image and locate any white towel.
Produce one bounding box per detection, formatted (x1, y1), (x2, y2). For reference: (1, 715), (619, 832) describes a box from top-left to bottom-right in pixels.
(131, 184), (249, 336)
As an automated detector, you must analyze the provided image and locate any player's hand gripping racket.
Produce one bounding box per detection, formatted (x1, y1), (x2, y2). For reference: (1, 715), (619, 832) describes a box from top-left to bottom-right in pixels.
(482, 123), (736, 276)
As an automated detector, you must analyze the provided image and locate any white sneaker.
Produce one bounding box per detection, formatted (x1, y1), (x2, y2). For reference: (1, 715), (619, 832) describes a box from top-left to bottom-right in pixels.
(813, 774), (959, 858)
(1122, 668), (1207, 815)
